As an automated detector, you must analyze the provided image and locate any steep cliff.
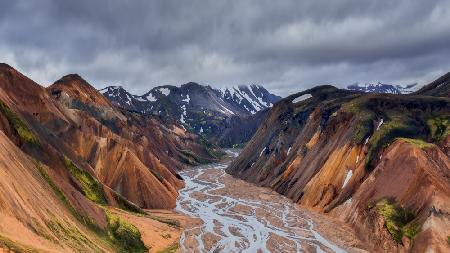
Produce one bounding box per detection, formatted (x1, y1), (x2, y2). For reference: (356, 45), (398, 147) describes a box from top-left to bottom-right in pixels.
(227, 78), (450, 252)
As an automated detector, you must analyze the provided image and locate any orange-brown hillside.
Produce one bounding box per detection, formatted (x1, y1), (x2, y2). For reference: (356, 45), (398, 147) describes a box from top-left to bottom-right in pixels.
(227, 79), (450, 252)
(0, 63), (217, 252)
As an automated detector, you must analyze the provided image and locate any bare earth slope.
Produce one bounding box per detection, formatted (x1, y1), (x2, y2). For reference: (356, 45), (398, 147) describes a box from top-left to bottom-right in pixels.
(0, 63), (214, 252)
(227, 77), (450, 252)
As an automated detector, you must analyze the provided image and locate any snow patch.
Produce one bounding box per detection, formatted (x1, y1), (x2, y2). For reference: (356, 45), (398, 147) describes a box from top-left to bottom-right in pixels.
(180, 105), (187, 124)
(182, 94), (190, 103)
(342, 170), (353, 189)
(159, 88), (170, 96)
(145, 92), (157, 102)
(218, 104), (235, 115)
(259, 147), (266, 157)
(287, 147), (292, 155)
(135, 96), (147, 102)
(292, 94), (312, 103)
(376, 118), (384, 131)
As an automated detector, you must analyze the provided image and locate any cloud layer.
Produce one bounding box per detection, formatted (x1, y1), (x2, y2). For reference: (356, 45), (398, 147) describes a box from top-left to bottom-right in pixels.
(1, 0), (450, 96)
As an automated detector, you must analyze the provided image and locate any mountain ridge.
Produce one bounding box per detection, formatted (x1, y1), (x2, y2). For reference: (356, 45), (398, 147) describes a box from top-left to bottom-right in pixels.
(226, 73), (450, 252)
(0, 64), (218, 251)
(347, 81), (419, 94)
(100, 82), (281, 147)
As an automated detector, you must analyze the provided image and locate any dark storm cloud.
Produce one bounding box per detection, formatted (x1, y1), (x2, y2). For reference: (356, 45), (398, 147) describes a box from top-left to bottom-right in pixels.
(1, 0), (450, 96)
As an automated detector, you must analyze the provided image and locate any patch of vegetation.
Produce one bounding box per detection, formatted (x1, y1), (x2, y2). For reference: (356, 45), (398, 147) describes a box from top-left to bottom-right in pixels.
(206, 147), (225, 160)
(343, 96), (449, 170)
(199, 135), (225, 160)
(156, 242), (179, 253)
(365, 116), (425, 170)
(0, 100), (39, 146)
(397, 138), (434, 149)
(376, 198), (420, 243)
(37, 162), (98, 229)
(447, 236), (450, 245)
(426, 116), (450, 141)
(113, 193), (145, 215)
(0, 234), (41, 253)
(178, 149), (211, 165)
(38, 162), (146, 253)
(63, 156), (107, 205)
(105, 212), (147, 253)
(46, 219), (103, 253)
(342, 101), (375, 144)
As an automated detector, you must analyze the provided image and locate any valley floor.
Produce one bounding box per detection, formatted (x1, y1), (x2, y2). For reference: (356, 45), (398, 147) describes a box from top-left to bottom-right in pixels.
(175, 150), (367, 253)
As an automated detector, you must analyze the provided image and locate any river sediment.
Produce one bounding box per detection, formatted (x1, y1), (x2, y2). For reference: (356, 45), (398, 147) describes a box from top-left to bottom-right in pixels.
(176, 150), (366, 253)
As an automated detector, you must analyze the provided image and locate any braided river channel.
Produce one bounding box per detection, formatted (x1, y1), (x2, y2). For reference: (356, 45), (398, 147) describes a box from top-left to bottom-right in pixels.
(176, 150), (363, 253)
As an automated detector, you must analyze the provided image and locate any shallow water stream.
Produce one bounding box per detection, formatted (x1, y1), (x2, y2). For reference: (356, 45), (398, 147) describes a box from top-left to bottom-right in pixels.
(176, 150), (348, 253)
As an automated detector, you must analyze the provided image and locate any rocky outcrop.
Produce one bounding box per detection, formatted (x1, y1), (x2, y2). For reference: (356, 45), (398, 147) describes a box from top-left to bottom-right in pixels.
(227, 83), (450, 252)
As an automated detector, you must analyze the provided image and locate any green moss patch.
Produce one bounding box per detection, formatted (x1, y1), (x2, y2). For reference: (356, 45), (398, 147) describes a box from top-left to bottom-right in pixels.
(37, 162), (98, 228)
(0, 100), (39, 146)
(397, 138), (434, 149)
(376, 198), (420, 243)
(38, 162), (146, 252)
(46, 219), (103, 253)
(105, 212), (147, 253)
(426, 116), (450, 141)
(364, 116), (423, 170)
(63, 156), (107, 205)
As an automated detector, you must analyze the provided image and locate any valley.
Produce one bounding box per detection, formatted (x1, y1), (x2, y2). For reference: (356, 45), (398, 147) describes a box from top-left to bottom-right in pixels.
(176, 150), (366, 253)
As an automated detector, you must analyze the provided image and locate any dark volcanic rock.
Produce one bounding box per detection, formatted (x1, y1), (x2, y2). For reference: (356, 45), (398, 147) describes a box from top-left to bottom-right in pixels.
(100, 83), (281, 146)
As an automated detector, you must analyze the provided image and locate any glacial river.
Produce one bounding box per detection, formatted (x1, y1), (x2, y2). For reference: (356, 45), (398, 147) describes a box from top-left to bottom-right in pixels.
(175, 150), (351, 253)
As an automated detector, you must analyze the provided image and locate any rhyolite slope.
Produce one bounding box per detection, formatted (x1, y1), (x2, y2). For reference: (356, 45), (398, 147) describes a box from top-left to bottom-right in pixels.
(227, 75), (450, 252)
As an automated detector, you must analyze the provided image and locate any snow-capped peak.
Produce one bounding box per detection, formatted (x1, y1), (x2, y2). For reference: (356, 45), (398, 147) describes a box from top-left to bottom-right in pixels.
(347, 82), (419, 94)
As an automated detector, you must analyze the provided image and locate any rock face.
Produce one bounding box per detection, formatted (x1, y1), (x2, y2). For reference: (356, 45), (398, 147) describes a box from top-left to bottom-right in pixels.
(100, 83), (281, 146)
(0, 63), (218, 251)
(347, 82), (418, 94)
(227, 75), (450, 252)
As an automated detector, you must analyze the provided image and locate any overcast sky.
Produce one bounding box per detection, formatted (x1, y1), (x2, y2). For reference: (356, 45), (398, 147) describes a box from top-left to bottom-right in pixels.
(1, 0), (450, 96)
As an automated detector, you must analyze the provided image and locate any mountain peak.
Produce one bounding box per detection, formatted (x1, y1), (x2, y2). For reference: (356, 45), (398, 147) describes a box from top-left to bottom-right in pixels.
(49, 74), (111, 106)
(0, 62), (14, 70)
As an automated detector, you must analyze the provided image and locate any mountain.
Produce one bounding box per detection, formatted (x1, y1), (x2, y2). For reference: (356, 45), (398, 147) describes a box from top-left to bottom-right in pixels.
(0, 63), (217, 252)
(227, 74), (450, 252)
(347, 82), (418, 94)
(415, 72), (450, 97)
(100, 83), (281, 146)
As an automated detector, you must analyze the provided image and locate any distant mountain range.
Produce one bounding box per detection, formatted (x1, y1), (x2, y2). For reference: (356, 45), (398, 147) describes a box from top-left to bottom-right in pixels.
(347, 82), (419, 94)
(100, 83), (281, 145)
